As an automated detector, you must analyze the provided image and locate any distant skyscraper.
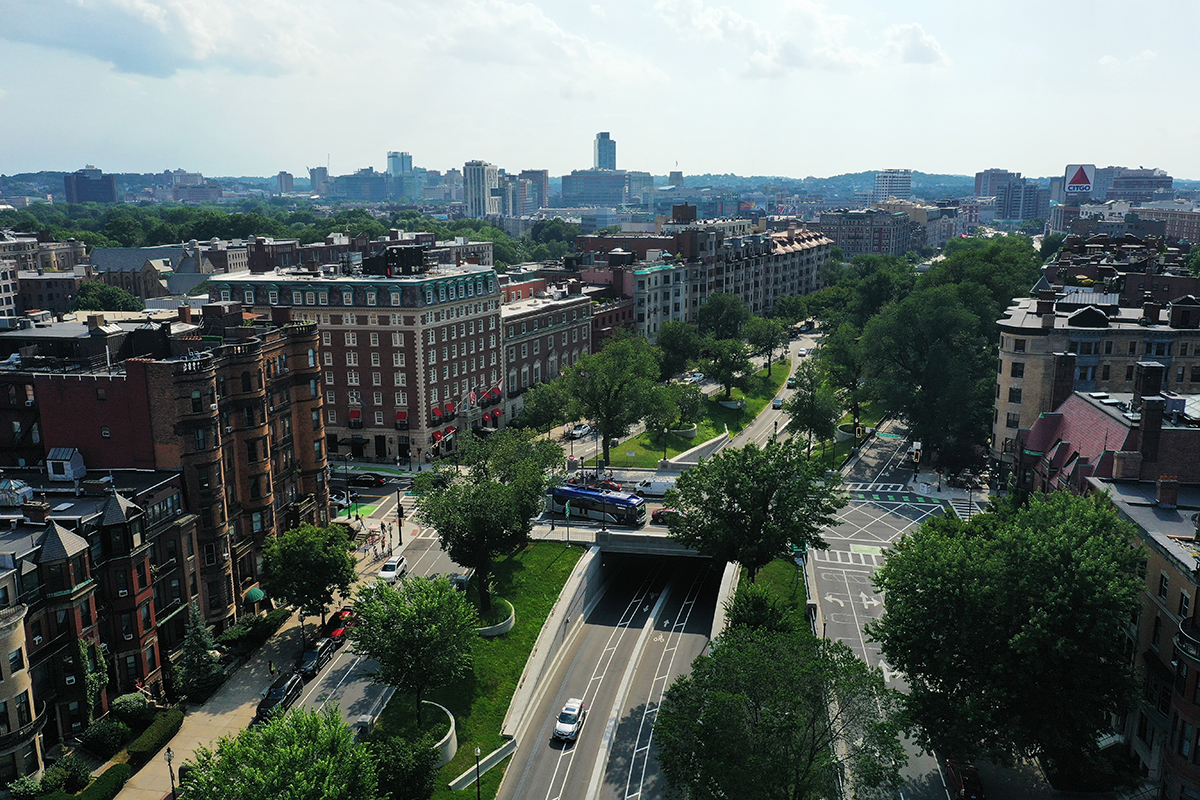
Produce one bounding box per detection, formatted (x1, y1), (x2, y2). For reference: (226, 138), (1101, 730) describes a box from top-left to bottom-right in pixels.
(387, 151), (412, 177)
(668, 170), (685, 188)
(594, 132), (616, 170)
(464, 160), (500, 218)
(518, 170), (550, 212)
(64, 165), (118, 203)
(872, 169), (912, 202)
(276, 171), (294, 195)
(308, 167), (329, 195)
(974, 168), (1021, 198)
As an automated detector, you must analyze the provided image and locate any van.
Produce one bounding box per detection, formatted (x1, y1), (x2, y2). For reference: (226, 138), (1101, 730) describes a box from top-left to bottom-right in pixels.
(634, 478), (676, 498)
(377, 555), (409, 584)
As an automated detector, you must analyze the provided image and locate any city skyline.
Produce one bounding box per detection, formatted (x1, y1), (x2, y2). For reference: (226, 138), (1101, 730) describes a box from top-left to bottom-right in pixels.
(2, 2), (1198, 180)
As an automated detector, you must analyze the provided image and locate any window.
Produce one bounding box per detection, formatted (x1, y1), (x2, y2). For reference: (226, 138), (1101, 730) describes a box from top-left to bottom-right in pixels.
(343, 291), (354, 305)
(345, 331), (357, 346)
(8, 647), (23, 674)
(1126, 365), (1135, 381)
(1013, 339), (1026, 353)
(191, 390), (203, 413)
(1008, 388), (1022, 404)
(1129, 341), (1138, 355)
(373, 391), (383, 405)
(245, 290), (256, 305)
(372, 372), (381, 386)
(346, 352), (358, 366)
(327, 409), (337, 423)
(269, 290), (279, 305)
(1010, 362), (1024, 378)
(322, 331), (332, 346)
(1181, 591), (1191, 618)
(1160, 573), (1170, 598)
(194, 427), (207, 451)
(347, 371), (359, 386)
(1153, 615), (1162, 647)
(1101, 364), (1110, 380)
(1005, 412), (1020, 429)
(323, 352), (332, 366)
(1104, 340), (1113, 355)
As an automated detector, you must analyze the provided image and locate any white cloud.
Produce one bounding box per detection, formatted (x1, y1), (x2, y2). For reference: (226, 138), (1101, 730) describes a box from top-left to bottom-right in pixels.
(1098, 49), (1157, 68)
(590, 3), (605, 17)
(882, 23), (951, 67)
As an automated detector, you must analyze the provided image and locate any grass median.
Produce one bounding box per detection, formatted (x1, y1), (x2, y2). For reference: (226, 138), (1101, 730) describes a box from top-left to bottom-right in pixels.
(376, 541), (585, 799)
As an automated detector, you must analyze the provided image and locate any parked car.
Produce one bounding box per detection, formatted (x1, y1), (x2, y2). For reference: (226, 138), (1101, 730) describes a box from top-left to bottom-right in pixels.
(325, 607), (356, 645)
(772, 397), (784, 409)
(567, 423), (593, 440)
(944, 759), (985, 800)
(651, 508), (682, 525)
(686, 372), (705, 384)
(426, 572), (470, 592)
(634, 478), (676, 498)
(553, 698), (587, 741)
(298, 638), (335, 680)
(255, 673), (303, 722)
(592, 479), (622, 492)
(377, 555), (409, 584)
(349, 472), (388, 488)
(797, 348), (809, 357)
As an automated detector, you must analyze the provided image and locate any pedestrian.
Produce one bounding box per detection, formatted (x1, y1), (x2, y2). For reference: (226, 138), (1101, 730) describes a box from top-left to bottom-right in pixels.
(269, 660), (275, 676)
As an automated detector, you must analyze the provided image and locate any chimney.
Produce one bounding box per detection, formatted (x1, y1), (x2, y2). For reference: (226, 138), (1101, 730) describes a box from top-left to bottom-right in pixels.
(178, 305), (193, 324)
(86, 313), (106, 330)
(271, 307), (292, 327)
(1140, 396), (1165, 463)
(21, 501), (49, 524)
(1157, 476), (1179, 509)
(1143, 300), (1160, 325)
(1133, 361), (1165, 406)
(1036, 288), (1056, 316)
(1049, 353), (1077, 410)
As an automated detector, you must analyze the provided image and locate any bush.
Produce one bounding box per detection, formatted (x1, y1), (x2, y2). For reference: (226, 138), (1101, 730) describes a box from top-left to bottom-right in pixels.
(39, 763), (132, 800)
(82, 718), (131, 759)
(110, 692), (152, 725)
(126, 709), (184, 769)
(215, 608), (292, 656)
(6, 773), (41, 800)
(39, 753), (92, 794)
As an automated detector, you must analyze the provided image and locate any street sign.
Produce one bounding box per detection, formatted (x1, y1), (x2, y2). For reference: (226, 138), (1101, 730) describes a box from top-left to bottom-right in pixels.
(876, 432), (901, 439)
(626, 452), (636, 458)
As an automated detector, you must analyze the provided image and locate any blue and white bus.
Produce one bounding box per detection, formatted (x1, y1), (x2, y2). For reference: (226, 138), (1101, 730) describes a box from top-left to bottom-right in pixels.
(549, 484), (647, 527)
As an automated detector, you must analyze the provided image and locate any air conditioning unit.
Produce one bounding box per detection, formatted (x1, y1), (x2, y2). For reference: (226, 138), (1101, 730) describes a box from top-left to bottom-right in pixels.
(65, 675), (76, 685)
(24, 400), (34, 407)
(224, 426), (233, 433)
(118, 589), (128, 597)
(210, 404), (218, 411)
(33, 635), (42, 645)
(123, 633), (133, 641)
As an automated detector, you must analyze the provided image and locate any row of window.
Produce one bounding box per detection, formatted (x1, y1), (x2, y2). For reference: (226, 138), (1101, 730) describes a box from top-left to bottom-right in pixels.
(505, 308), (586, 338)
(1006, 337), (1197, 357)
(507, 328), (587, 362)
(227, 277), (496, 309)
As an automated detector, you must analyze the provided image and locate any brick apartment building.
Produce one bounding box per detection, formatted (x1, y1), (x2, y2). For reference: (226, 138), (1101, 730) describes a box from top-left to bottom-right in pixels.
(0, 304), (328, 631)
(816, 208), (911, 257)
(501, 285), (593, 416)
(215, 246), (504, 465)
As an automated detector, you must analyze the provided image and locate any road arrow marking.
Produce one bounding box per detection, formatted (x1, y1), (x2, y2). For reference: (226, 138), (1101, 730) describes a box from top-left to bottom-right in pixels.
(879, 660), (902, 683)
(824, 594), (845, 607)
(859, 592), (881, 609)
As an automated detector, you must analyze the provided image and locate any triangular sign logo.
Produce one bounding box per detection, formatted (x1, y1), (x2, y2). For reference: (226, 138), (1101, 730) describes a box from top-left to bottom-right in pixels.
(1068, 166), (1090, 186)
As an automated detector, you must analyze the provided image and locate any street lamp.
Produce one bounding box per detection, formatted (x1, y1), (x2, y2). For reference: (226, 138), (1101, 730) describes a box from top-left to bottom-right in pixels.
(165, 746), (176, 799)
(474, 746), (482, 800)
(662, 427), (668, 462)
(416, 447), (423, 472)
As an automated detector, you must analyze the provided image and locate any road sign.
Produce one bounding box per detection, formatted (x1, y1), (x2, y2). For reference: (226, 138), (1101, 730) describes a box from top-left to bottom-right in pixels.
(626, 452), (636, 458)
(876, 432), (901, 439)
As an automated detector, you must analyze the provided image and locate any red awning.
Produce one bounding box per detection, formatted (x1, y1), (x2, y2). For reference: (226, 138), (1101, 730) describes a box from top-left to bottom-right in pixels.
(432, 430), (444, 442)
(445, 401), (456, 414)
(494, 408), (504, 415)
(446, 426), (457, 436)
(348, 409), (361, 419)
(488, 388), (499, 399)
(431, 406), (442, 417)
(483, 411), (492, 421)
(395, 411), (407, 422)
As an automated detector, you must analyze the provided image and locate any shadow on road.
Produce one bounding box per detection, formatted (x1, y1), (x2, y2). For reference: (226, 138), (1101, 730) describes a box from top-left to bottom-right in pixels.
(603, 702), (665, 800)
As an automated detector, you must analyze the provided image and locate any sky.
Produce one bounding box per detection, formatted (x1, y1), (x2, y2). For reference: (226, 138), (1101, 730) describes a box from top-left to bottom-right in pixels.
(1, 0), (1197, 181)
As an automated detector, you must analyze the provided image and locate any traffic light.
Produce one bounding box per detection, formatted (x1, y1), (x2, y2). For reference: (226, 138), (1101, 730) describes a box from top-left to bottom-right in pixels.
(855, 426), (864, 439)
(913, 449), (921, 463)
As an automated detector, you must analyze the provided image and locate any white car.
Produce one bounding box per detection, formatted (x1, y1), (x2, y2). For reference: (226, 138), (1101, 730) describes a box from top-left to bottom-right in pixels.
(687, 372), (705, 384)
(554, 698), (587, 741)
(568, 423), (593, 440)
(797, 348), (808, 357)
(377, 555), (408, 584)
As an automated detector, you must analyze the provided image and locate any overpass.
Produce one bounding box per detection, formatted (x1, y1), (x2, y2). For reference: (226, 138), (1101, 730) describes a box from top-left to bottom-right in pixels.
(593, 528), (703, 557)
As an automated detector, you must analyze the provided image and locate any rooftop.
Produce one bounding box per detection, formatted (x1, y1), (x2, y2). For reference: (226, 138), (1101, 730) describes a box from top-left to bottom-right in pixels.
(1096, 480), (1200, 574)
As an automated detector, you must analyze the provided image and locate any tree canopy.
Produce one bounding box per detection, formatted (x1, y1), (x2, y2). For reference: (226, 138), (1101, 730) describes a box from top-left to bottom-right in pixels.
(654, 627), (905, 800)
(563, 332), (661, 463)
(743, 316), (789, 376)
(73, 282), (145, 312)
(176, 600), (223, 700)
(655, 320), (703, 381)
(663, 438), (844, 581)
(350, 577), (478, 724)
(414, 428), (561, 612)
(695, 292), (750, 340)
(866, 491), (1146, 774)
(180, 706), (380, 800)
(782, 360), (841, 454)
(261, 523), (357, 626)
(700, 338), (754, 400)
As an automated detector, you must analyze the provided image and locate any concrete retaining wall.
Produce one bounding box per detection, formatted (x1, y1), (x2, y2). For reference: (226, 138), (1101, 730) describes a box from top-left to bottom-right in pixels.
(500, 546), (607, 739)
(477, 600), (515, 637)
(448, 739), (518, 791)
(667, 429), (730, 468)
(709, 561), (741, 640)
(423, 701), (458, 767)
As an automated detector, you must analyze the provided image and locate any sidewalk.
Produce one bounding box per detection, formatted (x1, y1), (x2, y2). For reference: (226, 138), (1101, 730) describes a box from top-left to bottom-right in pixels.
(117, 543), (392, 799)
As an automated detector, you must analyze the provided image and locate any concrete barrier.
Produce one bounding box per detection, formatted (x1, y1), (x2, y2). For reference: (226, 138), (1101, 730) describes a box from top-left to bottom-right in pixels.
(422, 701), (457, 767)
(448, 739), (517, 791)
(500, 546), (607, 739)
(666, 429), (730, 468)
(476, 599), (515, 637)
(709, 561), (741, 640)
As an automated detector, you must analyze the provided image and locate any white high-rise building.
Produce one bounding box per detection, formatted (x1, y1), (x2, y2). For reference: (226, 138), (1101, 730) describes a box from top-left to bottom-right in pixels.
(464, 160), (500, 218)
(387, 151), (412, 177)
(873, 168), (912, 202)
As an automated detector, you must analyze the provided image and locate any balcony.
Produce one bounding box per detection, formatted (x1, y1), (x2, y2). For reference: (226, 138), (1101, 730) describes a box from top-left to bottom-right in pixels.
(1178, 618), (1200, 662)
(0, 703), (47, 751)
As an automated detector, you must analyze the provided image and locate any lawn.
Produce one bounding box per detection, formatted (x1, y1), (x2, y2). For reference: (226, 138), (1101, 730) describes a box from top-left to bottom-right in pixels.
(375, 542), (584, 800)
(744, 557), (808, 616)
(582, 359), (793, 469)
(808, 401), (886, 470)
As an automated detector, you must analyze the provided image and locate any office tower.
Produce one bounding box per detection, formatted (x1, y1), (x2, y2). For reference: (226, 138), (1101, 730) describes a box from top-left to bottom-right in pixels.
(594, 132), (616, 170)
(872, 169), (912, 202)
(974, 168), (1021, 198)
(277, 171), (294, 194)
(387, 151), (412, 177)
(63, 165), (118, 203)
(464, 161), (500, 218)
(308, 167), (329, 195)
(519, 169), (550, 211)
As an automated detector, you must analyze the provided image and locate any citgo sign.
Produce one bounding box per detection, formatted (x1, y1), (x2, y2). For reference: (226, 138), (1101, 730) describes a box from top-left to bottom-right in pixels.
(1064, 164), (1096, 195)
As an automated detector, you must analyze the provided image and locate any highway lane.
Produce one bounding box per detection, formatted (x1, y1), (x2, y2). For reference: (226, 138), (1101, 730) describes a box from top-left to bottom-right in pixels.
(498, 555), (718, 800)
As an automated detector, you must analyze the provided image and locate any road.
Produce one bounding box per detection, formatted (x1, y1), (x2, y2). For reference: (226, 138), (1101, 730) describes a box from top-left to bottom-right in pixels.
(498, 555), (720, 800)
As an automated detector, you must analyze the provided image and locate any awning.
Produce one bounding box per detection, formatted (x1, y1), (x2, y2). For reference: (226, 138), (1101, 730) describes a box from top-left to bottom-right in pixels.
(445, 401), (456, 415)
(395, 411), (408, 422)
(445, 426), (457, 438)
(245, 587), (266, 603)
(494, 408), (504, 415)
(432, 430), (444, 442)
(431, 406), (442, 418)
(483, 411), (492, 421)
(349, 409), (361, 420)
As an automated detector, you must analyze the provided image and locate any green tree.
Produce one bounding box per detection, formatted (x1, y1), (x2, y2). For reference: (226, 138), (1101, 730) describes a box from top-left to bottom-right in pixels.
(817, 321), (868, 425)
(371, 735), (440, 800)
(768, 294), (808, 325)
(700, 338), (753, 400)
(673, 383), (705, 428)
(513, 379), (569, 435)
(415, 428), (561, 612)
(695, 292), (750, 340)
(1040, 233), (1065, 261)
(563, 332), (661, 464)
(664, 439), (844, 581)
(655, 320), (702, 381)
(723, 582), (796, 634)
(350, 577), (478, 724)
(743, 316), (789, 377)
(181, 706), (380, 800)
(866, 491), (1146, 775)
(261, 523), (357, 635)
(176, 601), (223, 700)
(783, 360), (841, 455)
(73, 282), (145, 312)
(654, 627), (905, 800)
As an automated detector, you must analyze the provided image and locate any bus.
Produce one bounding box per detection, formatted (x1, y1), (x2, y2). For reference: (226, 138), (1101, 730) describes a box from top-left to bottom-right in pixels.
(549, 484), (647, 527)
